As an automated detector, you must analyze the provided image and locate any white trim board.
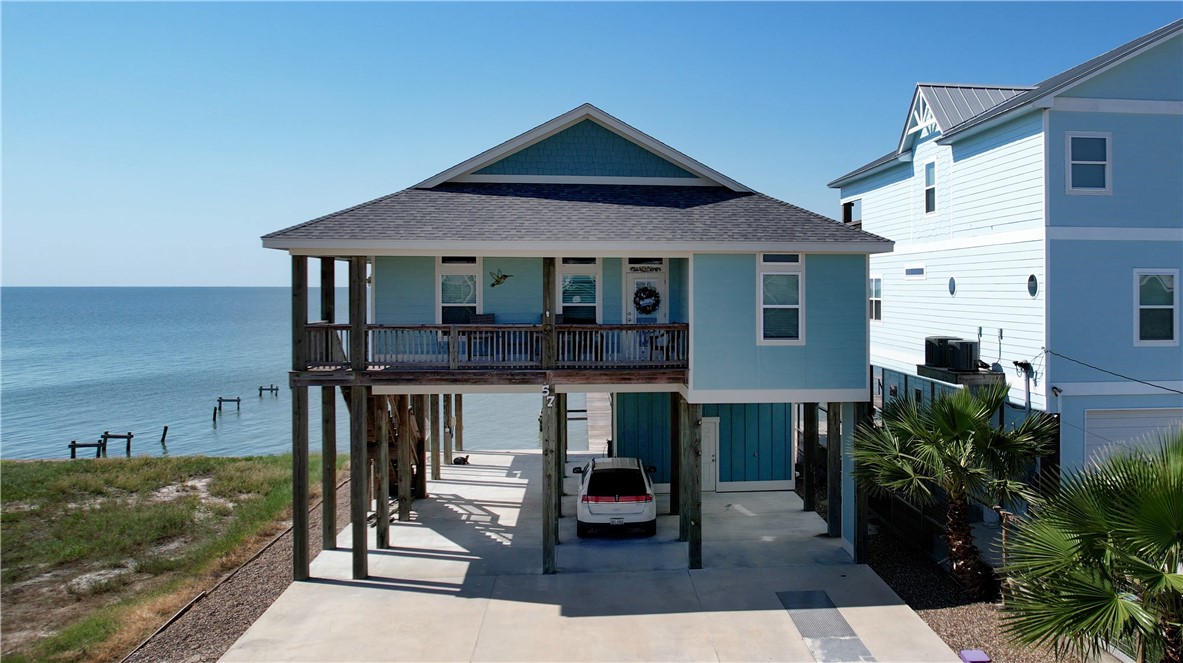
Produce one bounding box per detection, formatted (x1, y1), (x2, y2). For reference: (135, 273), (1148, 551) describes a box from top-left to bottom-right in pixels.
(414, 103), (751, 192)
(686, 388), (870, 404)
(269, 240), (896, 255)
(451, 174), (718, 186)
(1052, 381), (1183, 397)
(881, 228), (1044, 256)
(1048, 227), (1183, 241)
(1052, 97), (1183, 115)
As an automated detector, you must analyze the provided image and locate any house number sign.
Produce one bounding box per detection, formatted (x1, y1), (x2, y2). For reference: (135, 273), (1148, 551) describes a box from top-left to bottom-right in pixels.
(543, 384), (556, 408)
(629, 266), (662, 273)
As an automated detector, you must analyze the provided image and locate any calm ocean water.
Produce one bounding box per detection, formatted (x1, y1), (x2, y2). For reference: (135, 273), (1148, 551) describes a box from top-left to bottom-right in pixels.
(0, 287), (584, 460)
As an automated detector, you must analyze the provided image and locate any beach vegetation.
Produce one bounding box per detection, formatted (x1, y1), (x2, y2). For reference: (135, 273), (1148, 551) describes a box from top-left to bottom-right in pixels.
(0, 453), (345, 663)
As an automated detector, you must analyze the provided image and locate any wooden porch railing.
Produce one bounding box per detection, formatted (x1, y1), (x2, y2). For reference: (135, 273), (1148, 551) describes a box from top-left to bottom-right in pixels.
(303, 323), (688, 371)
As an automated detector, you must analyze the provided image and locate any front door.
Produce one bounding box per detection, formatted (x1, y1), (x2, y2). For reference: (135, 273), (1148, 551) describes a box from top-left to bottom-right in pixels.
(701, 417), (719, 492)
(624, 272), (668, 325)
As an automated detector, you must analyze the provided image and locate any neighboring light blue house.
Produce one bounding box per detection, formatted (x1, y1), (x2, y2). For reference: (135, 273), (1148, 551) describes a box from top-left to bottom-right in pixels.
(829, 20), (1183, 472)
(264, 103), (892, 577)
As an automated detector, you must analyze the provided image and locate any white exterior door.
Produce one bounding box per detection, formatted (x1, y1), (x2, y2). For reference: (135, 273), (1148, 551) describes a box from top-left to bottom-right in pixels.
(701, 417), (719, 492)
(624, 271), (668, 325)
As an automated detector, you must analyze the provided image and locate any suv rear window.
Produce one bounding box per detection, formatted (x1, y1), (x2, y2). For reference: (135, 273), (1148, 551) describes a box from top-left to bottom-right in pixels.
(586, 469), (646, 497)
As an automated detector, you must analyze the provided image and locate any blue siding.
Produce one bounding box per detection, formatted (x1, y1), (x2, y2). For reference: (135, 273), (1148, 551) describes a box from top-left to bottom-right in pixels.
(1048, 239), (1183, 385)
(483, 257), (542, 324)
(602, 258), (622, 324)
(614, 393), (672, 483)
(373, 256), (435, 324)
(473, 120), (697, 178)
(1060, 35), (1183, 101)
(669, 258), (688, 323)
(1048, 111), (1183, 226)
(692, 254), (869, 392)
(703, 403), (793, 483)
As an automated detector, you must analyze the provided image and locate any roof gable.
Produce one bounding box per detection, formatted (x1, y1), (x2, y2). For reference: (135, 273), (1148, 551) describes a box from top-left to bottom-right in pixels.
(472, 119), (698, 179)
(898, 84), (1031, 152)
(416, 103), (750, 191)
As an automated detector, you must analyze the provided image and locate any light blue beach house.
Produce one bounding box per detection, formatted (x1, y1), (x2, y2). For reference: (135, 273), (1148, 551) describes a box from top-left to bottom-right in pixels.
(828, 20), (1183, 473)
(264, 103), (891, 578)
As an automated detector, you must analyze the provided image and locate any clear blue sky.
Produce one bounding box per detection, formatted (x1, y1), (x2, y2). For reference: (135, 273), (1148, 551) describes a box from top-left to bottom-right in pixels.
(3, 2), (1179, 286)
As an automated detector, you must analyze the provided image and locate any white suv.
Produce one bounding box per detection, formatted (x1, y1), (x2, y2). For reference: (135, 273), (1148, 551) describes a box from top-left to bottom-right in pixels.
(573, 457), (657, 537)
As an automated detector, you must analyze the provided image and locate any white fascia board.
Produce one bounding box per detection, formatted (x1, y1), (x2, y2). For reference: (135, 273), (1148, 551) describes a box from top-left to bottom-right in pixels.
(414, 103), (751, 192)
(265, 240), (897, 256)
(450, 174), (719, 186)
(685, 388), (870, 404)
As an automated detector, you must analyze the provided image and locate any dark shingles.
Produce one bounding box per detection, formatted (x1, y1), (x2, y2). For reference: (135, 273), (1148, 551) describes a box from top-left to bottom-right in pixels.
(263, 183), (891, 247)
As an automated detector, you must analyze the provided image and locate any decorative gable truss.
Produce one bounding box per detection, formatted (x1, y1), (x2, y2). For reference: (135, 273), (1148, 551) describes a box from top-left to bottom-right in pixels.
(416, 103), (750, 191)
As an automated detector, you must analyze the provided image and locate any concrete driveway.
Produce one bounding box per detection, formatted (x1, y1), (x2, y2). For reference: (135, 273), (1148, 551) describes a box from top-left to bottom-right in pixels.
(221, 451), (957, 662)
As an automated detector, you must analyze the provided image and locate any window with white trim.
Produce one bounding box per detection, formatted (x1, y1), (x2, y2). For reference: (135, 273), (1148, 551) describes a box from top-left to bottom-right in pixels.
(438, 257), (480, 324)
(868, 277), (882, 321)
(1067, 132), (1111, 194)
(758, 254), (803, 344)
(559, 258), (599, 324)
(1135, 269), (1177, 345)
(923, 162), (937, 213)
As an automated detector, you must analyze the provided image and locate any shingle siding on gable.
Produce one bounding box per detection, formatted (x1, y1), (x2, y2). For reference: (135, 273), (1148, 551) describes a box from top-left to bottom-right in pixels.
(473, 119), (697, 178)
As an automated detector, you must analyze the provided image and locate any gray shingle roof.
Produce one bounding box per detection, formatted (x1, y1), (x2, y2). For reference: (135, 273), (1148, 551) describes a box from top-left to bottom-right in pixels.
(262, 183), (891, 250)
(830, 19), (1183, 188)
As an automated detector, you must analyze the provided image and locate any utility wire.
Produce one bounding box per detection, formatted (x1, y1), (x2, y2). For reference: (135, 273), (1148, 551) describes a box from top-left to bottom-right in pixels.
(1043, 348), (1183, 396)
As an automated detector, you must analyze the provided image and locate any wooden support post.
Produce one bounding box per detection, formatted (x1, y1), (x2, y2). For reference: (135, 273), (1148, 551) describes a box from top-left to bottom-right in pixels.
(827, 402), (843, 538)
(430, 394), (441, 480)
(802, 403), (819, 512)
(669, 392), (681, 515)
(542, 258), (556, 369)
(350, 385), (369, 579)
(349, 256), (366, 373)
(853, 401), (874, 564)
(413, 394), (428, 499)
(398, 395), (413, 522)
(291, 255), (310, 581)
(320, 257), (337, 551)
(455, 394), (464, 452)
(678, 395), (703, 569)
(556, 392), (566, 520)
(443, 394), (454, 464)
(542, 384), (559, 574)
(293, 386), (310, 581)
(376, 396), (390, 548)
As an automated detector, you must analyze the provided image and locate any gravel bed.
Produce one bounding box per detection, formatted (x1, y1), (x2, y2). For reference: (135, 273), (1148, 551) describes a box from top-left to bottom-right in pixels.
(124, 481), (352, 663)
(867, 528), (1077, 663)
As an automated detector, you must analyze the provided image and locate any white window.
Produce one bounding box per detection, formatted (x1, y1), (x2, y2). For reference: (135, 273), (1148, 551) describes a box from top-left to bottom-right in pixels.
(904, 264), (927, 280)
(1067, 132), (1112, 194)
(758, 254), (804, 344)
(923, 162), (937, 213)
(558, 258), (599, 324)
(1135, 269), (1177, 345)
(438, 257), (480, 324)
(869, 276), (882, 321)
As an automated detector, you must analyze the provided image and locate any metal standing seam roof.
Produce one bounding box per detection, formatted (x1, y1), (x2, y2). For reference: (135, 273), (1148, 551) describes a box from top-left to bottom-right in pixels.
(917, 84), (1032, 131)
(829, 18), (1183, 188)
(261, 183), (892, 250)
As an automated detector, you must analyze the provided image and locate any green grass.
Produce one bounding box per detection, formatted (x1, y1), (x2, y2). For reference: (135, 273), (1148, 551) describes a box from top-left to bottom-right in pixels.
(0, 453), (346, 663)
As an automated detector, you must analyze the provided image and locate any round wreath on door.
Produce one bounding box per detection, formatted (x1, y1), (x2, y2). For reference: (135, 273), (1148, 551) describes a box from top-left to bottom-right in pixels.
(633, 286), (661, 315)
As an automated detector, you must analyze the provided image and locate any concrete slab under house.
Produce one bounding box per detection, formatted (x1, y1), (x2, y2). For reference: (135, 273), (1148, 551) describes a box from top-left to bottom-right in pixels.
(261, 102), (894, 581)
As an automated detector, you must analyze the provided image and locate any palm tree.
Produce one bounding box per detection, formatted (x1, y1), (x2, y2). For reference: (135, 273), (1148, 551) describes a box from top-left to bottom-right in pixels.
(1001, 428), (1183, 663)
(852, 382), (1059, 597)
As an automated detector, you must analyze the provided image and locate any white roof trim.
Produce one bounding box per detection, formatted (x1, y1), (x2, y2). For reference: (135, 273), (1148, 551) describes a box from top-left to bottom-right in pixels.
(897, 88), (941, 154)
(263, 238), (895, 256)
(414, 103), (752, 192)
(451, 174), (719, 186)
